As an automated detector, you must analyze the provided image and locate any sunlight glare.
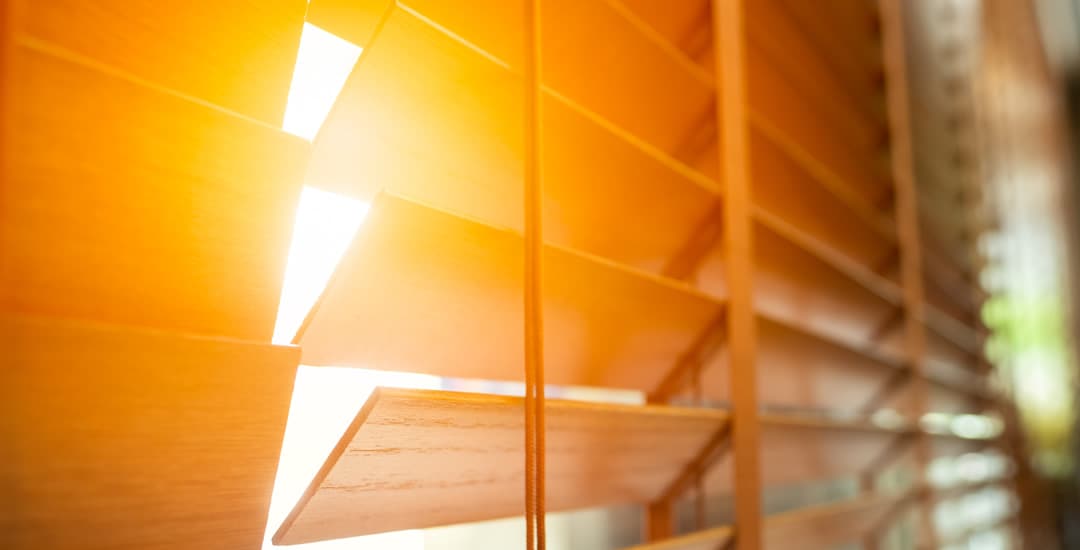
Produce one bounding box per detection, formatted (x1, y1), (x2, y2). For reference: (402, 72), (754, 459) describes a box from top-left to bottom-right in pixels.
(273, 186), (369, 344)
(282, 23), (362, 141)
(263, 367), (438, 549)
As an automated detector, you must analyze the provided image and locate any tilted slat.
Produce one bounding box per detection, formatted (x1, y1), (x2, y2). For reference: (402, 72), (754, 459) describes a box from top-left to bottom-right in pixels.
(615, 0), (712, 69)
(697, 215), (899, 351)
(746, 50), (888, 205)
(763, 491), (905, 549)
(752, 129), (896, 272)
(750, 113), (897, 243)
(747, 0), (886, 170)
(623, 526), (733, 550)
(701, 314), (909, 414)
(306, 0), (713, 162)
(272, 388), (728, 544)
(624, 491), (907, 550)
(11, 0), (306, 125)
(0, 40), (309, 341)
(704, 413), (997, 494)
(297, 193), (721, 391)
(775, 0), (884, 119)
(699, 415), (913, 495)
(0, 314), (299, 550)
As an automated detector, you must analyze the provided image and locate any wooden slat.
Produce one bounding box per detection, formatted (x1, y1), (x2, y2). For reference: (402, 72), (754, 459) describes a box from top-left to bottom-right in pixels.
(747, 0), (886, 164)
(751, 129), (895, 272)
(306, 5), (721, 275)
(297, 193), (721, 391)
(0, 40), (310, 341)
(704, 415), (913, 494)
(696, 213), (900, 352)
(624, 526), (733, 550)
(626, 492), (906, 550)
(617, 0), (890, 192)
(747, 47), (888, 206)
(306, 0), (714, 162)
(701, 314), (909, 414)
(763, 492), (905, 549)
(776, 0), (883, 110)
(12, 0), (306, 125)
(615, 0), (712, 68)
(272, 387), (728, 544)
(750, 113), (897, 242)
(0, 314), (299, 550)
(701, 413), (997, 495)
(925, 305), (982, 358)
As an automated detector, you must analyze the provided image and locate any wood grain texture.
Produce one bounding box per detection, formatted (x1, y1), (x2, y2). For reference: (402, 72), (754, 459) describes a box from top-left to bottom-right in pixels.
(273, 387), (728, 544)
(0, 314), (300, 550)
(298, 193), (721, 390)
(13, 0), (306, 125)
(0, 41), (309, 341)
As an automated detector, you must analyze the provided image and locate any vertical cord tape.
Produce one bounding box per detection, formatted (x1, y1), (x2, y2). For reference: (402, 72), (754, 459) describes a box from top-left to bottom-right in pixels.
(523, 0), (546, 548)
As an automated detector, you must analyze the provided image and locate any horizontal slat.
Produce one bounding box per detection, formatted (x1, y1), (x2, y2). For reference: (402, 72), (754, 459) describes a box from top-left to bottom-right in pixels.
(751, 113), (897, 242)
(924, 270), (982, 326)
(298, 193), (721, 390)
(625, 526), (733, 550)
(12, 0), (305, 124)
(701, 314), (910, 414)
(704, 415), (914, 493)
(307, 0), (713, 161)
(624, 527), (733, 550)
(615, 0), (712, 69)
(696, 213), (901, 351)
(746, 45), (889, 205)
(0, 314), (299, 550)
(925, 304), (983, 357)
(704, 413), (998, 494)
(272, 387), (728, 544)
(0, 40), (309, 341)
(747, 0), (886, 160)
(618, 0), (887, 162)
(776, 0), (884, 108)
(752, 129), (897, 272)
(763, 491), (904, 549)
(625, 491), (906, 550)
(754, 206), (901, 306)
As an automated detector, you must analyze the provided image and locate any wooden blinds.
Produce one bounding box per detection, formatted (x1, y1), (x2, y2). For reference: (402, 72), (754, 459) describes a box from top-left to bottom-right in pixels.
(274, 0), (1016, 547)
(0, 0), (1020, 549)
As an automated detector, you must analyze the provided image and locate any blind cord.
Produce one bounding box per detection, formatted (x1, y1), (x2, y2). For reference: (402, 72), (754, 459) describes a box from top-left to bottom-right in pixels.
(523, 0), (546, 548)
